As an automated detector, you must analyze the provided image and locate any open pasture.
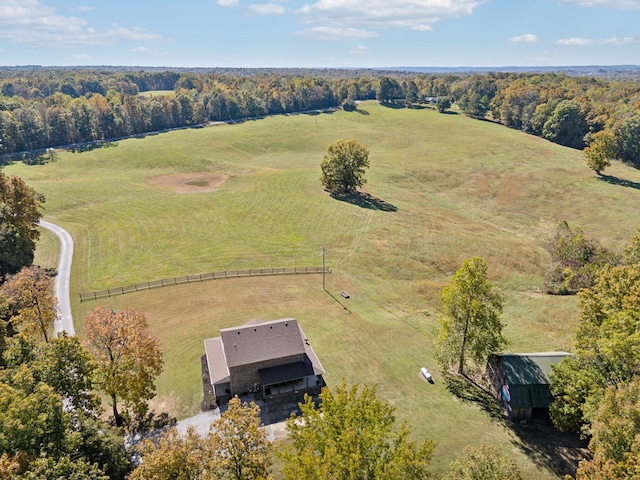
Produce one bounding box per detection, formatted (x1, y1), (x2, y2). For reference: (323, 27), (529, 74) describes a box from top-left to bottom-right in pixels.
(15, 101), (640, 477)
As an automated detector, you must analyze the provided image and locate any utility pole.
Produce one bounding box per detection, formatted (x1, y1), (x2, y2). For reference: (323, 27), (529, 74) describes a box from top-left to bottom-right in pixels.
(321, 247), (325, 290)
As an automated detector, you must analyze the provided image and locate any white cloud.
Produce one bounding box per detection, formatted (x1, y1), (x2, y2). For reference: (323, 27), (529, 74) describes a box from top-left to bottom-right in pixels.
(508, 33), (537, 44)
(557, 0), (640, 9)
(76, 5), (95, 12)
(297, 26), (379, 40)
(0, 0), (165, 47)
(217, 0), (239, 6)
(70, 53), (91, 60)
(412, 24), (433, 31)
(603, 36), (636, 45)
(555, 37), (592, 46)
(297, 0), (479, 29)
(248, 3), (285, 14)
(349, 45), (370, 55)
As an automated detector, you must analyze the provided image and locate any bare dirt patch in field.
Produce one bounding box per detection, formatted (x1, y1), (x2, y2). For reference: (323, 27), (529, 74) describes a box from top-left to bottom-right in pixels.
(148, 172), (229, 194)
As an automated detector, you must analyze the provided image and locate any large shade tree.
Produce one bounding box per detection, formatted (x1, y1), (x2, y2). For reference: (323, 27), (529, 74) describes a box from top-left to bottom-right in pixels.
(320, 139), (370, 194)
(436, 257), (505, 376)
(131, 397), (271, 480)
(0, 333), (133, 479)
(0, 172), (44, 278)
(279, 381), (435, 479)
(208, 396), (271, 480)
(575, 378), (640, 480)
(83, 306), (163, 427)
(1, 265), (57, 343)
(550, 263), (640, 434)
(583, 130), (616, 176)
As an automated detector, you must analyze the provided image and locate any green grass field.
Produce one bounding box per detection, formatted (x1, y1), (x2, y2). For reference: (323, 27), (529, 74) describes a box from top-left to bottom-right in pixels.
(12, 101), (640, 478)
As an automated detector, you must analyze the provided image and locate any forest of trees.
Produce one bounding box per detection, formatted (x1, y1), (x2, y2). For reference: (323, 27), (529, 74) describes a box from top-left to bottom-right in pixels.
(1, 67), (640, 171)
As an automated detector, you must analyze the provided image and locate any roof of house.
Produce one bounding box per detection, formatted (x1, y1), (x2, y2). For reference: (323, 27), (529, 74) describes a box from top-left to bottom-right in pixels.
(220, 318), (306, 368)
(204, 336), (230, 385)
(495, 352), (572, 386)
(204, 318), (325, 386)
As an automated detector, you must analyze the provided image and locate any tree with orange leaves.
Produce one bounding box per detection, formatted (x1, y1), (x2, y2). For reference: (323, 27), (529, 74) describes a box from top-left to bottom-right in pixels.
(83, 306), (163, 427)
(1, 265), (56, 342)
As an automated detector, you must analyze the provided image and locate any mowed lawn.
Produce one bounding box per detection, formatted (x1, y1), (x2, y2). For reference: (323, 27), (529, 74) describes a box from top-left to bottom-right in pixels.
(15, 101), (640, 478)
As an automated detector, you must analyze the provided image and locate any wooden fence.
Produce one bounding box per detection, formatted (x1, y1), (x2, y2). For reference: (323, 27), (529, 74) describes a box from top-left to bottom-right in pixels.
(79, 266), (330, 302)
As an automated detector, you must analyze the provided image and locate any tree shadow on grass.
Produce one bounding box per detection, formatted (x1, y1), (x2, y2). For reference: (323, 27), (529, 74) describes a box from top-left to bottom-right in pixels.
(443, 373), (504, 420)
(330, 191), (398, 212)
(379, 101), (406, 109)
(599, 173), (640, 190)
(443, 373), (588, 478)
(509, 419), (589, 478)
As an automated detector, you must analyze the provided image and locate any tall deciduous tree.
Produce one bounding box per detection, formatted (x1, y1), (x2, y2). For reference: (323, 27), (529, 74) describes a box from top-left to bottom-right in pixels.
(279, 381), (435, 480)
(550, 264), (640, 433)
(208, 396), (271, 480)
(35, 333), (99, 413)
(436, 257), (505, 376)
(583, 130), (616, 176)
(320, 139), (370, 194)
(83, 306), (163, 427)
(575, 379), (640, 480)
(0, 172), (44, 278)
(131, 398), (270, 480)
(436, 97), (452, 113)
(1, 266), (56, 342)
(542, 100), (589, 149)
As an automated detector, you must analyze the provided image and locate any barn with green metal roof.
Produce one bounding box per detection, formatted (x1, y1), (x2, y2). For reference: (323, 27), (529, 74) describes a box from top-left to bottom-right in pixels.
(487, 352), (572, 422)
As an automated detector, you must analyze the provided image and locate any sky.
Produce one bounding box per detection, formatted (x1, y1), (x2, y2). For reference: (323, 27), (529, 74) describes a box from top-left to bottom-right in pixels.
(1, 0), (640, 68)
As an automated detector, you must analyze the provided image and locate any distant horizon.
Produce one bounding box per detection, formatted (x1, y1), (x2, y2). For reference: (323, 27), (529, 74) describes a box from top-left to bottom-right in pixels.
(1, 1), (639, 68)
(2, 63), (640, 69)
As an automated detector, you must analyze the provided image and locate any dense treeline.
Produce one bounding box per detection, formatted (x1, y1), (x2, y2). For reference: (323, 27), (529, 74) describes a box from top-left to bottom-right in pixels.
(0, 72), (353, 154)
(451, 72), (640, 167)
(1, 68), (640, 168)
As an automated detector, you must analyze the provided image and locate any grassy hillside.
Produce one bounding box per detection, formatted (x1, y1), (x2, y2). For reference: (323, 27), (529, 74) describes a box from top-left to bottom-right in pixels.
(12, 101), (640, 478)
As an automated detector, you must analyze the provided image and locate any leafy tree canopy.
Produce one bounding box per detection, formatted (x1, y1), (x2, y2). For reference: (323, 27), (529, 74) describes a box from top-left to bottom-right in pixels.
(436, 257), (505, 376)
(0, 173), (44, 279)
(279, 381), (436, 480)
(131, 397), (270, 480)
(320, 139), (370, 195)
(443, 444), (522, 480)
(544, 221), (615, 295)
(1, 266), (56, 343)
(550, 263), (640, 434)
(583, 130), (616, 176)
(83, 306), (163, 428)
(436, 97), (452, 113)
(575, 379), (640, 480)
(208, 396), (271, 480)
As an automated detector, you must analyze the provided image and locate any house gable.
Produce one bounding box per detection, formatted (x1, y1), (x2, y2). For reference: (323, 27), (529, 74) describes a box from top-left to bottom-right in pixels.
(220, 318), (305, 368)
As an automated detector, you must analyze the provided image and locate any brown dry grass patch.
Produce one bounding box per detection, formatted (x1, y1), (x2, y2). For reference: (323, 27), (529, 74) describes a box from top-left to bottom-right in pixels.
(148, 172), (229, 194)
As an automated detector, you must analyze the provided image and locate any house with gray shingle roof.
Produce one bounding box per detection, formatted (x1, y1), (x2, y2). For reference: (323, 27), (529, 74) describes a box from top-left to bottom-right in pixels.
(203, 318), (325, 408)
